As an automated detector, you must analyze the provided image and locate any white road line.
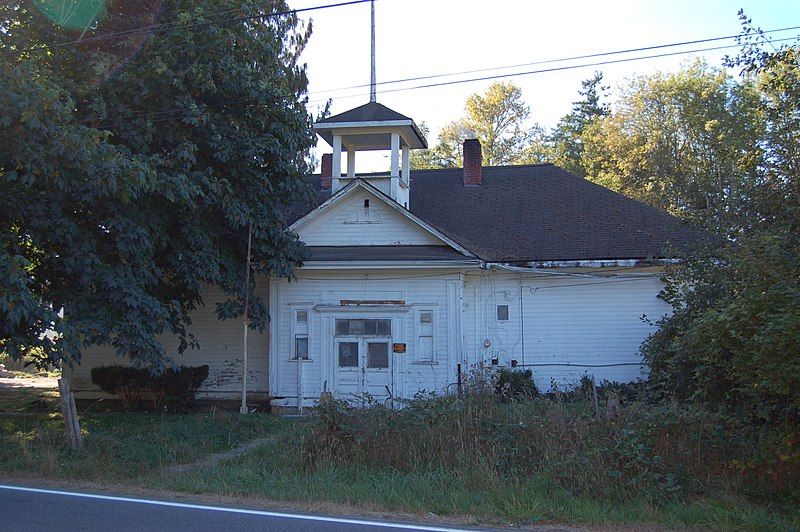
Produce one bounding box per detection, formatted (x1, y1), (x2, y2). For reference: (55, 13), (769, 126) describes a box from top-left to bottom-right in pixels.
(0, 484), (469, 531)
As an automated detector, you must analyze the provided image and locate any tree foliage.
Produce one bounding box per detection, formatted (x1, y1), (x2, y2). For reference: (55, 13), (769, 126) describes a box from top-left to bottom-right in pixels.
(581, 60), (764, 222)
(642, 17), (800, 422)
(549, 71), (609, 176)
(1, 1), (315, 370)
(412, 82), (536, 168)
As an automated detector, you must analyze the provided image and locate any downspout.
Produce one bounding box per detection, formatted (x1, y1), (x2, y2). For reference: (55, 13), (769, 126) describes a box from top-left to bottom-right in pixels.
(519, 274), (524, 366)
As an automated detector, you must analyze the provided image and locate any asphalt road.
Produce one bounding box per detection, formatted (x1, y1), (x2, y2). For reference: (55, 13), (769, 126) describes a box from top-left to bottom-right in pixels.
(0, 484), (475, 532)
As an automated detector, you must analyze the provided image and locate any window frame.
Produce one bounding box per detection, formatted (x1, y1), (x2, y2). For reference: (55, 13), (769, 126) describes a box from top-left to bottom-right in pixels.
(289, 305), (313, 361)
(415, 308), (436, 363)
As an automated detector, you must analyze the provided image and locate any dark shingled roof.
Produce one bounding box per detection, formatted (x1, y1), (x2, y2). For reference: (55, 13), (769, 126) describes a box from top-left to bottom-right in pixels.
(308, 246), (474, 261)
(288, 165), (695, 263)
(316, 101), (414, 124)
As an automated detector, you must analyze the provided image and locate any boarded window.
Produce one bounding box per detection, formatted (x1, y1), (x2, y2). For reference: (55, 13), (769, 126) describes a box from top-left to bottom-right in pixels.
(497, 305), (509, 321)
(417, 336), (434, 362)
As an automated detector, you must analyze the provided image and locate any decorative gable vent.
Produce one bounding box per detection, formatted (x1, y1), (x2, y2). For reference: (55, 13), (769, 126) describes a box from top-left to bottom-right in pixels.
(344, 198), (383, 224)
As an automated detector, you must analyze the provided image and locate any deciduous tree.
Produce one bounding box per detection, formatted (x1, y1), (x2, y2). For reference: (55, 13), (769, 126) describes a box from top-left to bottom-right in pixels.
(412, 82), (535, 168)
(1, 1), (315, 375)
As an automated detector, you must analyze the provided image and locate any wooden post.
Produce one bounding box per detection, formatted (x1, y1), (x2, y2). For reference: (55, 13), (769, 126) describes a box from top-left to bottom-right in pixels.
(240, 223), (252, 415)
(591, 375), (601, 421)
(58, 377), (83, 449)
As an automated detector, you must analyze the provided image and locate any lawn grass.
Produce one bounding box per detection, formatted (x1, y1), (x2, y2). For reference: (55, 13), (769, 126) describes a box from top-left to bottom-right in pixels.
(0, 411), (293, 481)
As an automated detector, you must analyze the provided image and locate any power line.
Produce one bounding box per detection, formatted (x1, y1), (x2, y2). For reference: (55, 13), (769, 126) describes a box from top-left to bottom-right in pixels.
(308, 34), (800, 104)
(79, 33), (800, 131)
(0, 0), (371, 58)
(311, 24), (800, 96)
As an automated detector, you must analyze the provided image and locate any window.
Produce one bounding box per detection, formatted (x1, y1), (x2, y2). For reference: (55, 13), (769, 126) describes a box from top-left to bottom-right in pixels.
(364, 198), (370, 208)
(291, 307), (310, 360)
(417, 309), (434, 362)
(367, 342), (389, 368)
(497, 305), (509, 321)
(335, 318), (391, 336)
(293, 336), (309, 360)
(338, 342), (358, 367)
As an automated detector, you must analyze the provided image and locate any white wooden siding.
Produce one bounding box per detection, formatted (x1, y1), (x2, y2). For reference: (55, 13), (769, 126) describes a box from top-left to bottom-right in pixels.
(462, 272), (670, 391)
(71, 267), (670, 404)
(295, 193), (443, 246)
(271, 270), (461, 405)
(70, 281), (269, 399)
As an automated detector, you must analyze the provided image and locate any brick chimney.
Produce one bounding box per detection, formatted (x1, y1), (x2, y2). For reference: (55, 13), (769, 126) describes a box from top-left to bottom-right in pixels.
(320, 153), (332, 190)
(463, 138), (482, 186)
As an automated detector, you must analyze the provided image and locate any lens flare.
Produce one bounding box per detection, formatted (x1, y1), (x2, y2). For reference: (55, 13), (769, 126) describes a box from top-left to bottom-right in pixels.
(34, 0), (107, 31)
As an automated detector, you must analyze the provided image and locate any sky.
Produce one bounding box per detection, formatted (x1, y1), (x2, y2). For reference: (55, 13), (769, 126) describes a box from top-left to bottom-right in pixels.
(290, 0), (800, 171)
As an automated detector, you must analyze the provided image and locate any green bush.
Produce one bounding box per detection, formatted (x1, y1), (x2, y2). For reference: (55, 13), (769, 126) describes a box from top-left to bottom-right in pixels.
(494, 368), (539, 401)
(90, 364), (209, 411)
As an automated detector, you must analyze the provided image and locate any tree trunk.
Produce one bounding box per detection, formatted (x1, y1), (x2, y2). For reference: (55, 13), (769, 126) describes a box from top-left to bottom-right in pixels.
(58, 377), (83, 449)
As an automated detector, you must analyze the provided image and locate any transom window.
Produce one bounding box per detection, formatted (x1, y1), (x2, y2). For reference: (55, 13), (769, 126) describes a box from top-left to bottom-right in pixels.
(335, 318), (391, 336)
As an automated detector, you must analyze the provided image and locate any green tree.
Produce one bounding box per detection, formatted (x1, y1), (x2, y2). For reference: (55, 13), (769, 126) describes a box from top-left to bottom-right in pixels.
(581, 60), (763, 224)
(642, 17), (800, 422)
(1, 1), (314, 373)
(550, 72), (609, 176)
(412, 82), (534, 168)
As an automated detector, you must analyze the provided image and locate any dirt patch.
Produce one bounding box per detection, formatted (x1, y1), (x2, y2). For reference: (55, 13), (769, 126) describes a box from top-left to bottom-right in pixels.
(0, 376), (59, 389)
(162, 436), (277, 473)
(0, 376), (60, 413)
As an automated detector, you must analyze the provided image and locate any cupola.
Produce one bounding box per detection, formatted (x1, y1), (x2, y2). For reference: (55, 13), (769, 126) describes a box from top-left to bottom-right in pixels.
(313, 101), (427, 208)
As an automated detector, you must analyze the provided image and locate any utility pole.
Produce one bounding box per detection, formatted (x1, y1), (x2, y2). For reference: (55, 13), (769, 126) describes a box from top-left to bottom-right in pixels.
(370, 0), (376, 102)
(239, 223), (252, 414)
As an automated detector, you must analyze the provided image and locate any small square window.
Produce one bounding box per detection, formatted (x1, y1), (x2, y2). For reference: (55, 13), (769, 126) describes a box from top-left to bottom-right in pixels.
(420, 311), (433, 324)
(293, 336), (308, 360)
(296, 310), (308, 323)
(497, 305), (509, 321)
(338, 342), (358, 367)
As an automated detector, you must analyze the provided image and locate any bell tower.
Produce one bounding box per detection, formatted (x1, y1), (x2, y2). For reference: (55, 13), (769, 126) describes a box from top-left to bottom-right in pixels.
(313, 103), (427, 207)
(312, 0), (426, 207)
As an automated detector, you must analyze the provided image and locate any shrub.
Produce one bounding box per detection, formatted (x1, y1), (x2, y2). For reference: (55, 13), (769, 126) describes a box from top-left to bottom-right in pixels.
(90, 364), (209, 411)
(494, 368), (539, 401)
(159, 365), (210, 407)
(90, 366), (152, 410)
(296, 387), (799, 505)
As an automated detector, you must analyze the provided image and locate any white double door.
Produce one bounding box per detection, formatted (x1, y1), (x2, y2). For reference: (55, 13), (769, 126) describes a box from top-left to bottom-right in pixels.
(333, 336), (392, 404)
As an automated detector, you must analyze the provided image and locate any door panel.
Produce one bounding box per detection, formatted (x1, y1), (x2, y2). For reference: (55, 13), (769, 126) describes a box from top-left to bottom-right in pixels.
(334, 340), (360, 398)
(364, 341), (391, 399)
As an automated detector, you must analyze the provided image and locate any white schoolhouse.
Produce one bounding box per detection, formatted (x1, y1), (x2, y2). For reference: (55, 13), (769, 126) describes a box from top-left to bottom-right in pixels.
(70, 101), (693, 409)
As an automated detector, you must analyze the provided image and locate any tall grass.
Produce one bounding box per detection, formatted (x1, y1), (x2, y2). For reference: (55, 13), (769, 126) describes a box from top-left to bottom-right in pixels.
(295, 385), (799, 506)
